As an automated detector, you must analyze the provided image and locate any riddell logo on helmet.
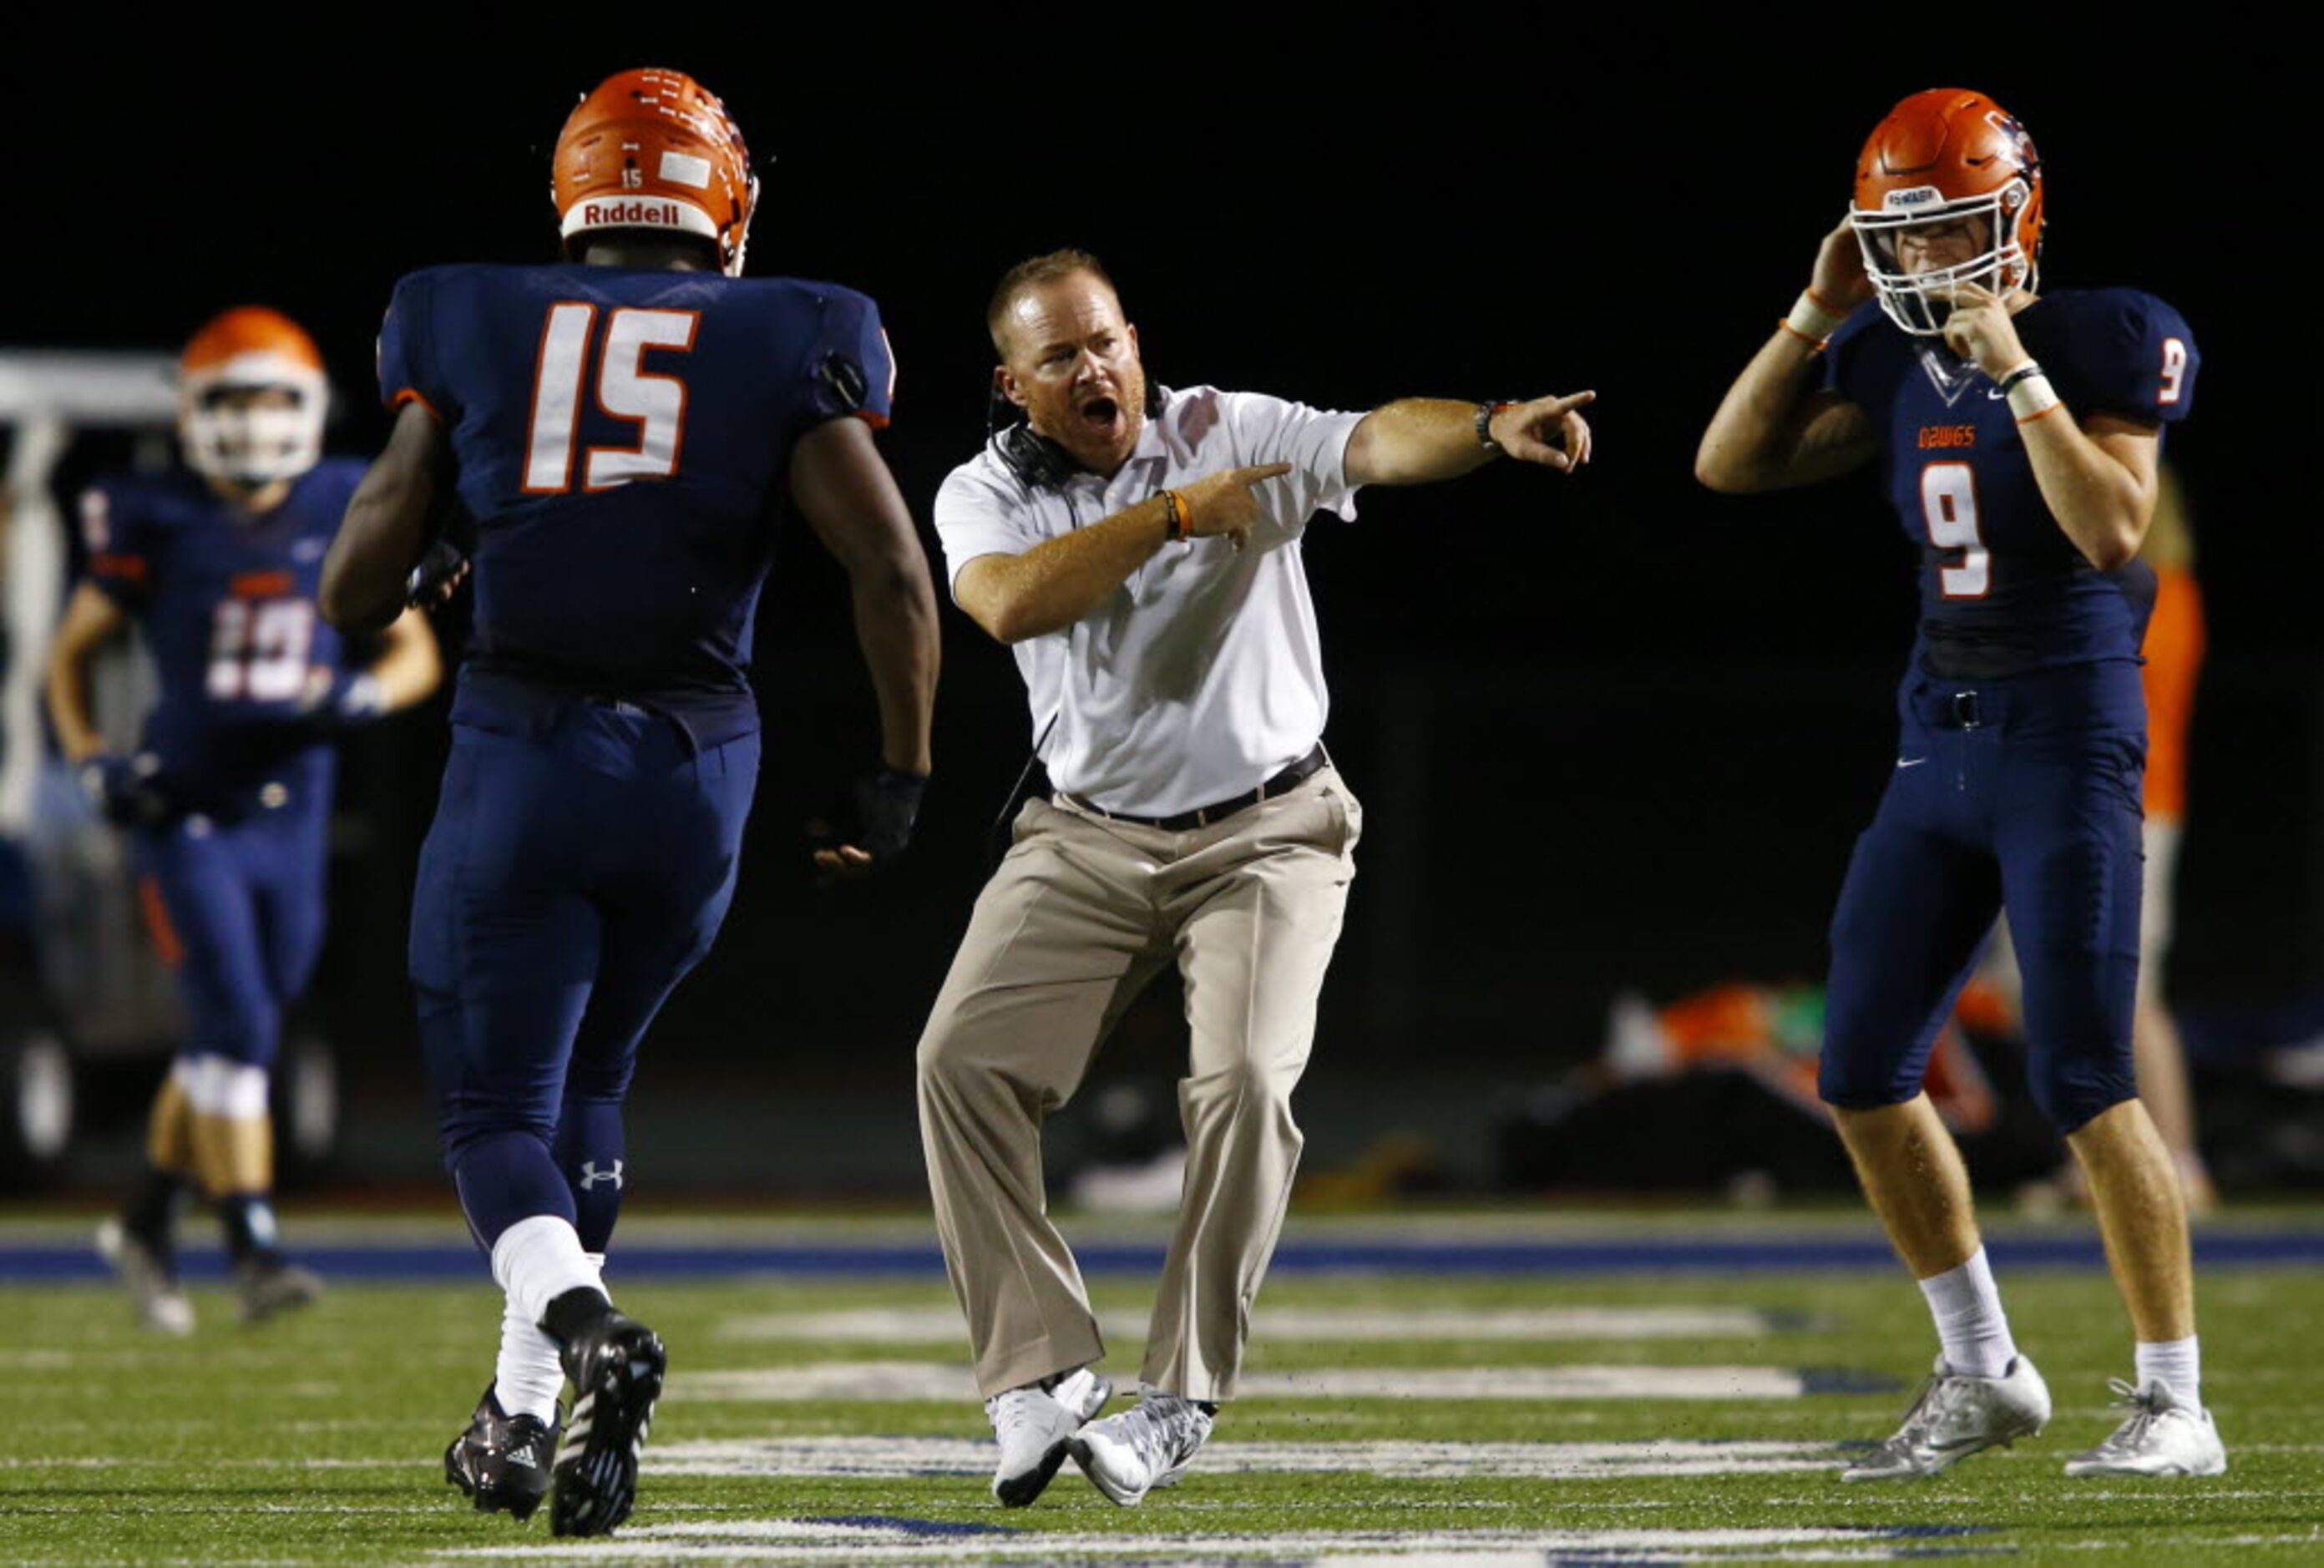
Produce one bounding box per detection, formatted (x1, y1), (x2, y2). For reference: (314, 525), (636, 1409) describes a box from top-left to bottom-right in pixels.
(580, 198), (686, 228)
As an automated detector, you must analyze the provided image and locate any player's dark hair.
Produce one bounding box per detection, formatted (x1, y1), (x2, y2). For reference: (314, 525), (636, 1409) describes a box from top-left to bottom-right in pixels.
(986, 248), (1116, 357)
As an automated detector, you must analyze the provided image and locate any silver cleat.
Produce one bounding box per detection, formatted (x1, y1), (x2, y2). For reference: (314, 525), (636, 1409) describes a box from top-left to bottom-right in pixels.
(2063, 1378), (2226, 1477)
(1840, 1353), (2050, 1481)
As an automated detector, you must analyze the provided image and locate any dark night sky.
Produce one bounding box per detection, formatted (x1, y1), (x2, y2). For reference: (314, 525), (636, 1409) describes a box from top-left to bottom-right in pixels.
(11, 36), (2314, 1068)
(22, 37), (2301, 656)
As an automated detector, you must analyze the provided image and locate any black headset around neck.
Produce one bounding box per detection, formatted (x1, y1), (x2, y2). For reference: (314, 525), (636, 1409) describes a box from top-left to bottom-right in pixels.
(985, 381), (1167, 491)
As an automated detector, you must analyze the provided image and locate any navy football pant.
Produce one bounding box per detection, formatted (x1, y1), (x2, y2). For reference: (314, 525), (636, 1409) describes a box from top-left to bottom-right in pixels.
(412, 704), (758, 1250)
(134, 802), (330, 1070)
(1821, 663), (2145, 1135)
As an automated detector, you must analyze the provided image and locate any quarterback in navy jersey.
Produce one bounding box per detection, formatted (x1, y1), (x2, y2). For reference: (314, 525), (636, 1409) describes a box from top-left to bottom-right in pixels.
(1698, 89), (2222, 1480)
(320, 68), (939, 1537)
(45, 306), (443, 1333)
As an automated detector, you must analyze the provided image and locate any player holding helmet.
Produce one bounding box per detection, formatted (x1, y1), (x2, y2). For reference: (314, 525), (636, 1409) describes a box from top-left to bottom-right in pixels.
(1697, 89), (2222, 1479)
(320, 67), (939, 1536)
(48, 306), (445, 1333)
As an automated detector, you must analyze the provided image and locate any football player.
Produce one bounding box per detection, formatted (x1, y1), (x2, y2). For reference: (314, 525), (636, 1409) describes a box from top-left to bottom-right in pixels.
(46, 306), (444, 1333)
(318, 68), (939, 1537)
(1697, 89), (2223, 1478)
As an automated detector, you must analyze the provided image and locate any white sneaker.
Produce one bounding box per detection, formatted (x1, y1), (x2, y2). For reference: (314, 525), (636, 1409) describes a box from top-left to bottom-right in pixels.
(95, 1219), (194, 1336)
(985, 1366), (1112, 1506)
(1840, 1354), (2051, 1481)
(1070, 1388), (1215, 1505)
(2063, 1378), (2227, 1477)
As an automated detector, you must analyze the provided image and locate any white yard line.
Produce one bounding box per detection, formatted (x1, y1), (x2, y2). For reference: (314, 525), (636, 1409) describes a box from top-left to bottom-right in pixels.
(435, 1520), (1991, 1562)
(681, 1363), (1830, 1404)
(715, 1306), (1789, 1343)
(650, 1434), (1844, 1480)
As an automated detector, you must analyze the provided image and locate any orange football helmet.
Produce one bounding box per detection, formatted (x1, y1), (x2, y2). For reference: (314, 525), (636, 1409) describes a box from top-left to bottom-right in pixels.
(1850, 88), (2044, 336)
(552, 68), (757, 277)
(178, 306), (329, 488)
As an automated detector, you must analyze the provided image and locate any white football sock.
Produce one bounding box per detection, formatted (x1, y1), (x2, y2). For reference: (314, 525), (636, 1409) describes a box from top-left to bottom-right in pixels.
(494, 1291), (566, 1424)
(2135, 1336), (2202, 1412)
(1918, 1247), (2018, 1380)
(489, 1215), (605, 1329)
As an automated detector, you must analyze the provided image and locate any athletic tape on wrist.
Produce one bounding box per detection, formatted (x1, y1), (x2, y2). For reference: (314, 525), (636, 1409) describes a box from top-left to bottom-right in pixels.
(1780, 290), (1846, 346)
(2007, 372), (2062, 422)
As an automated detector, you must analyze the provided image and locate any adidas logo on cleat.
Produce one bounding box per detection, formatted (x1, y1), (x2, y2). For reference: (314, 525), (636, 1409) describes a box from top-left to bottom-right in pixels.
(443, 1385), (559, 1522)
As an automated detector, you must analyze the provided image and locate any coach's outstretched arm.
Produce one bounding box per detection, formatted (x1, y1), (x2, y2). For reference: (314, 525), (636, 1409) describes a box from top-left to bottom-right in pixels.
(1696, 217), (1880, 493)
(789, 415), (941, 781)
(1343, 391), (1595, 485)
(322, 402), (455, 631)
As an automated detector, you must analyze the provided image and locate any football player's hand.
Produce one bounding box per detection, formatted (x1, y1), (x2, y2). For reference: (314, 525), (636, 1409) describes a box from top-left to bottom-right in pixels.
(1177, 463), (1294, 551)
(299, 668), (388, 728)
(1489, 392), (1596, 472)
(808, 765), (928, 882)
(1810, 214), (1874, 311)
(1938, 280), (2029, 379)
(406, 539), (469, 610)
(78, 752), (173, 827)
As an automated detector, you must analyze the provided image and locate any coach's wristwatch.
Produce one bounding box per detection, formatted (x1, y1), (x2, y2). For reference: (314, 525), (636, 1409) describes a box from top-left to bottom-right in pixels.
(1476, 401), (1514, 453)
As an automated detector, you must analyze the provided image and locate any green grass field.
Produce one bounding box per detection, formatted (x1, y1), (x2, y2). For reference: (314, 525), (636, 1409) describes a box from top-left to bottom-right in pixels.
(5, 1211), (2322, 1565)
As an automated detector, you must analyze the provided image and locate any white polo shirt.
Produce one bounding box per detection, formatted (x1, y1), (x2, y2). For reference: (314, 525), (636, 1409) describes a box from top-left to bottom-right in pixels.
(935, 385), (1365, 817)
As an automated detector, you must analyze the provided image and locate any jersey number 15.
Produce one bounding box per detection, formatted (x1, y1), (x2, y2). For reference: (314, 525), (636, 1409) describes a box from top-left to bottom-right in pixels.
(522, 304), (701, 494)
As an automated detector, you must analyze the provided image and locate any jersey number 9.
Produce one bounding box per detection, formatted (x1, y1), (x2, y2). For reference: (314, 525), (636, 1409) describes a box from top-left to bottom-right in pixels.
(1920, 462), (1990, 600)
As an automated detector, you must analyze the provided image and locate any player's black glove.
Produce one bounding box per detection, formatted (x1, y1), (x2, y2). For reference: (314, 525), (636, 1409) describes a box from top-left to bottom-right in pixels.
(853, 765), (928, 861)
(808, 764), (927, 880)
(78, 752), (175, 827)
(407, 538), (468, 610)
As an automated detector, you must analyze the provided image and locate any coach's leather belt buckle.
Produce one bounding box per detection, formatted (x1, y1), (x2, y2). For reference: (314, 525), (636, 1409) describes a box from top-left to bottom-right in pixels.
(1947, 691), (1983, 729)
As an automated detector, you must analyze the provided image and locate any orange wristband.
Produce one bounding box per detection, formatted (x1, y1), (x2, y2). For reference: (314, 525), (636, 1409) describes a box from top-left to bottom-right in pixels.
(1161, 488), (1190, 542)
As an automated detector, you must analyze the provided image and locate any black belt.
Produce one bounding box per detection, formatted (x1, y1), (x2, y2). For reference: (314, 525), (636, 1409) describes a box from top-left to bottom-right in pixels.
(1063, 745), (1327, 832)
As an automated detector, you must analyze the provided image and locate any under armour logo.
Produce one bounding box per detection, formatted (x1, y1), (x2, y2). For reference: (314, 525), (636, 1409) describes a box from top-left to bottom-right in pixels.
(579, 1160), (625, 1191)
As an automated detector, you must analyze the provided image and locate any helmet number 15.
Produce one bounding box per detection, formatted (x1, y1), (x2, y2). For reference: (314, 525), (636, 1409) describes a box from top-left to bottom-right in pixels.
(1920, 462), (1989, 599)
(522, 303), (701, 494)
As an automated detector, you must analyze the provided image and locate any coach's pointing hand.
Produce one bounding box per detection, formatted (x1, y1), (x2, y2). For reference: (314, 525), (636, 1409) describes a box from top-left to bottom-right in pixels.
(1177, 463), (1294, 549)
(1488, 392), (1597, 471)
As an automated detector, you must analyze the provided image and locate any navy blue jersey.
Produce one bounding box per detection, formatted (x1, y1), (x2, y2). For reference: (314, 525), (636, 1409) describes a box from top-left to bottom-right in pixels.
(79, 463), (362, 807)
(377, 263), (894, 743)
(1825, 287), (2199, 680)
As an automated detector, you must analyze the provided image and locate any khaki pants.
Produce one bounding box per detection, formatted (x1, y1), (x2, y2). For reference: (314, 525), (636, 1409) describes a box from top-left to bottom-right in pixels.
(916, 767), (1361, 1401)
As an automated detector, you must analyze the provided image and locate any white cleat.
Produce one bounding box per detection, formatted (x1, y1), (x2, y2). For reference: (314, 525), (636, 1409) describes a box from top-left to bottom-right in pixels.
(1069, 1388), (1215, 1505)
(985, 1365), (1113, 1506)
(2063, 1378), (2227, 1477)
(94, 1219), (195, 1336)
(1840, 1354), (2051, 1481)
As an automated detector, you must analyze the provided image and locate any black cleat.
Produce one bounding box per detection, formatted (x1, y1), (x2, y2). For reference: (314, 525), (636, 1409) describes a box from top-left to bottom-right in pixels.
(445, 1385), (559, 1522)
(548, 1300), (666, 1538)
